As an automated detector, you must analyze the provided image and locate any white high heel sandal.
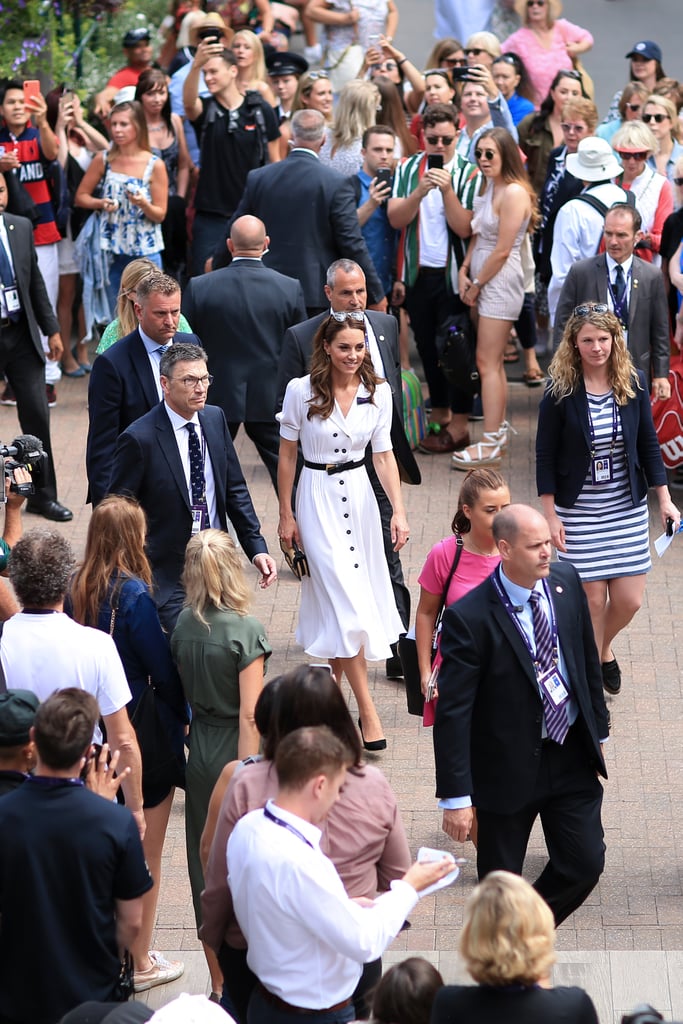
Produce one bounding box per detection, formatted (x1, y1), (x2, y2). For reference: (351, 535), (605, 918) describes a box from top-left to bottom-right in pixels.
(451, 441), (503, 470)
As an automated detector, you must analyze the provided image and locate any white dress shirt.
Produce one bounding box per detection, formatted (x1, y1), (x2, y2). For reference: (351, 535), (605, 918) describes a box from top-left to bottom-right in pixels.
(228, 800), (418, 1009)
(139, 327), (171, 400)
(163, 402), (219, 528)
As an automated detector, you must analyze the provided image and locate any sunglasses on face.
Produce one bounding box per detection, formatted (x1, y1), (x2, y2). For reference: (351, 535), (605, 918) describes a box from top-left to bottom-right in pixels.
(527, 0), (546, 6)
(443, 56), (467, 66)
(465, 48), (489, 56)
(560, 122), (587, 133)
(372, 61), (397, 71)
(475, 148), (496, 160)
(673, 177), (683, 186)
(625, 102), (642, 112)
(617, 150), (649, 160)
(643, 112), (668, 123)
(573, 303), (608, 317)
(426, 134), (456, 144)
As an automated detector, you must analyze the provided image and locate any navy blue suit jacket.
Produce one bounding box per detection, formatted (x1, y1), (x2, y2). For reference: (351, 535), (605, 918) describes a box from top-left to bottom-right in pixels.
(86, 329), (200, 506)
(108, 402), (267, 608)
(536, 370), (666, 508)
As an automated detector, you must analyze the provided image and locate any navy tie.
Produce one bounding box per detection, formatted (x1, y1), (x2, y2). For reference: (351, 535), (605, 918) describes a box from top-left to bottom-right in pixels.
(186, 422), (205, 505)
(529, 591), (569, 744)
(613, 264), (626, 306)
(0, 233), (20, 322)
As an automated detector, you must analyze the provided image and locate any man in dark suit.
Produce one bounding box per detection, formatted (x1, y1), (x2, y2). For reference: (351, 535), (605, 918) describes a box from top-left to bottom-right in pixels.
(0, 173), (71, 521)
(182, 215), (306, 493)
(109, 343), (277, 631)
(553, 204), (671, 396)
(277, 259), (419, 678)
(86, 273), (200, 506)
(214, 109), (385, 314)
(434, 504), (609, 925)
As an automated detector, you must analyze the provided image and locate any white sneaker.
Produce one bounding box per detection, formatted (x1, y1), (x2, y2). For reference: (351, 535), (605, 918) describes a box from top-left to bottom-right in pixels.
(133, 950), (185, 992)
(304, 43), (323, 64)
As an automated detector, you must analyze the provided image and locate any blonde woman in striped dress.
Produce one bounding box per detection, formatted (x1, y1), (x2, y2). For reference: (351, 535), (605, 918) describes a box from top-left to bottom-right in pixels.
(536, 305), (679, 696)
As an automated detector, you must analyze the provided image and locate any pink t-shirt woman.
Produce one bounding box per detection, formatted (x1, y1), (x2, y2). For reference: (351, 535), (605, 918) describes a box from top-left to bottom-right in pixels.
(501, 19), (593, 108)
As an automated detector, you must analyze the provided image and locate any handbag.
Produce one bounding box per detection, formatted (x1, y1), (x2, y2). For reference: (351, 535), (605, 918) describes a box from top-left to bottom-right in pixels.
(399, 535), (464, 717)
(279, 537), (310, 580)
(435, 313), (480, 395)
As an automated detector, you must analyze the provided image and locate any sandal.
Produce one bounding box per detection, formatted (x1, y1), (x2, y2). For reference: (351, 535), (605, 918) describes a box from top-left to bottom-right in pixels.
(504, 340), (520, 363)
(522, 368), (545, 388)
(451, 442), (502, 470)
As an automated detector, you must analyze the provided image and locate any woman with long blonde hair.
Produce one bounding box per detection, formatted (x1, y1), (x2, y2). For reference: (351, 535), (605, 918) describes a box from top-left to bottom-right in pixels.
(67, 495), (186, 992)
(320, 79), (380, 174)
(231, 28), (275, 103)
(96, 259), (193, 353)
(537, 306), (679, 697)
(171, 528), (271, 1000)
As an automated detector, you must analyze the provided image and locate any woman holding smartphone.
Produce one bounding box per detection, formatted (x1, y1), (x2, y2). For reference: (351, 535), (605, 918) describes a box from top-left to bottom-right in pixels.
(75, 99), (168, 309)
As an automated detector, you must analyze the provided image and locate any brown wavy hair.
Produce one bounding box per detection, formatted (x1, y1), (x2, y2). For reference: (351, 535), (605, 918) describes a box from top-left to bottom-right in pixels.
(476, 127), (540, 231)
(69, 495), (152, 627)
(548, 308), (639, 405)
(307, 317), (380, 420)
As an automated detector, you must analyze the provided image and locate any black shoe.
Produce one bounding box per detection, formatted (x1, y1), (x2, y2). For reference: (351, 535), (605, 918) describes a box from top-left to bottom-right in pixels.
(602, 658), (621, 695)
(358, 718), (386, 752)
(25, 499), (73, 522)
(386, 654), (404, 680)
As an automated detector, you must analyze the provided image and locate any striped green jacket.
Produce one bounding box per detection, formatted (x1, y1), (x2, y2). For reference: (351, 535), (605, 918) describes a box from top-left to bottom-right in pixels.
(393, 152), (482, 290)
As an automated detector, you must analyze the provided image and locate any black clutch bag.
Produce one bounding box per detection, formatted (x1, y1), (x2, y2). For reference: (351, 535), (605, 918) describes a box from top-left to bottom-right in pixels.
(279, 537), (310, 580)
(435, 312), (480, 395)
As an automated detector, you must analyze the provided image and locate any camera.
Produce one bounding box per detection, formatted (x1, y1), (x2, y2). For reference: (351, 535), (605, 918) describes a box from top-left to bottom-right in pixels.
(0, 434), (46, 502)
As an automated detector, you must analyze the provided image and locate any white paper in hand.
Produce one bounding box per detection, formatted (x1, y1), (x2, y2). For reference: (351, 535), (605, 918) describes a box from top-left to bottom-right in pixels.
(416, 846), (465, 897)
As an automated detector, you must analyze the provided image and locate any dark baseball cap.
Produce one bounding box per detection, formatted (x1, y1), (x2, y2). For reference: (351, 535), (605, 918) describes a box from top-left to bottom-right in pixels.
(123, 27), (151, 47)
(0, 689), (39, 746)
(625, 40), (662, 62)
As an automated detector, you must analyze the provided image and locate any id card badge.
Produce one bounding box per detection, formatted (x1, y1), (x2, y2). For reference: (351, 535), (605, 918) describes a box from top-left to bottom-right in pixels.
(538, 666), (570, 708)
(3, 287), (19, 314)
(591, 455), (613, 484)
(190, 504), (209, 535)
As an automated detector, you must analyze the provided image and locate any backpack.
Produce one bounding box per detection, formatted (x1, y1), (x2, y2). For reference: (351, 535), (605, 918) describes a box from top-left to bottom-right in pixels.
(203, 90), (271, 165)
(573, 188), (636, 254)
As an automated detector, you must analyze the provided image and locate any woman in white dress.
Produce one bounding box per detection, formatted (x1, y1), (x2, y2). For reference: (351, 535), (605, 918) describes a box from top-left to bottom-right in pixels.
(278, 316), (409, 750)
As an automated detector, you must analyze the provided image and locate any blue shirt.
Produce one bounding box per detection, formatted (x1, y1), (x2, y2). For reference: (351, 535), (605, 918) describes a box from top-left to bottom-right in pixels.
(357, 169), (398, 296)
(506, 91), (535, 127)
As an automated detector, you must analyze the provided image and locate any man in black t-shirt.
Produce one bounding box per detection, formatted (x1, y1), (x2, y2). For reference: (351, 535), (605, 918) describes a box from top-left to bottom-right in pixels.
(183, 43), (279, 275)
(0, 689), (153, 1024)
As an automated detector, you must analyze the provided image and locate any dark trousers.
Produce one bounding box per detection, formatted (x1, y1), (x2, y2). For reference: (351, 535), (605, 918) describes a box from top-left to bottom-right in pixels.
(0, 317), (57, 502)
(227, 420), (281, 494)
(403, 270), (472, 414)
(248, 986), (354, 1024)
(476, 724), (605, 925)
(191, 211), (231, 277)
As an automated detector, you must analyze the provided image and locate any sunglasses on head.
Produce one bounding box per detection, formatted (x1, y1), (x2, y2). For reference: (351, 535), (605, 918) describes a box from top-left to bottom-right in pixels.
(559, 69), (582, 81)
(423, 68), (451, 81)
(643, 112), (667, 123)
(625, 102), (642, 111)
(475, 148), (496, 160)
(616, 150), (649, 160)
(573, 303), (608, 317)
(426, 133), (456, 145)
(307, 70), (329, 81)
(329, 310), (365, 323)
(495, 54), (519, 67)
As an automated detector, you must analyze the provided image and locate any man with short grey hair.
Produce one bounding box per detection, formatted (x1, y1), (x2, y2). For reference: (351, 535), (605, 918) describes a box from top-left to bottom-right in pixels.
(214, 108), (385, 314)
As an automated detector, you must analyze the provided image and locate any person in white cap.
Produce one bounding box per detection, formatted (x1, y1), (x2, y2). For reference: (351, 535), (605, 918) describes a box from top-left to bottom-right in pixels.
(547, 136), (629, 325)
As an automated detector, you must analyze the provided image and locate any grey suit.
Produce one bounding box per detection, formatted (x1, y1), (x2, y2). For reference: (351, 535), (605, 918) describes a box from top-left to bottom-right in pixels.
(553, 254), (670, 380)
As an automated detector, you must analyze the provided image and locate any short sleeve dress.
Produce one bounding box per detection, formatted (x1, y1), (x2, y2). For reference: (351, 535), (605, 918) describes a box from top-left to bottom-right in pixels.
(470, 180), (529, 321)
(171, 605), (271, 926)
(278, 376), (404, 660)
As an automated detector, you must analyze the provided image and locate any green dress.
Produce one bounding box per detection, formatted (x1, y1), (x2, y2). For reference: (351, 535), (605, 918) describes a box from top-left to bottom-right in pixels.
(171, 605), (271, 927)
(96, 312), (192, 353)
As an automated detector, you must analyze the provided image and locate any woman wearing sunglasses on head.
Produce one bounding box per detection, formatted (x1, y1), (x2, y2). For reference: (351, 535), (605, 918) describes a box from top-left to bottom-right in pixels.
(536, 304), (679, 698)
(454, 128), (537, 469)
(491, 52), (534, 126)
(501, 0), (593, 109)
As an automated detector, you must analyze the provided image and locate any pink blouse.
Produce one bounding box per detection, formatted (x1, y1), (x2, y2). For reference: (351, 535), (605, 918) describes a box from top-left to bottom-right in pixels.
(501, 19), (594, 108)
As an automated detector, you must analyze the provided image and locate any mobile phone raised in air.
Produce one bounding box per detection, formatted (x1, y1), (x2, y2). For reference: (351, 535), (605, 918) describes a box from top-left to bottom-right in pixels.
(22, 80), (41, 107)
(427, 154), (444, 170)
(375, 167), (393, 188)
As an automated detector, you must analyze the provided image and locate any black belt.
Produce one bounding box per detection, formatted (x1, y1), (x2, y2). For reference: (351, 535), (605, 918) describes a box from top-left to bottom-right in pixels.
(418, 266), (446, 275)
(0, 315), (20, 328)
(303, 458), (365, 475)
(256, 983), (352, 1016)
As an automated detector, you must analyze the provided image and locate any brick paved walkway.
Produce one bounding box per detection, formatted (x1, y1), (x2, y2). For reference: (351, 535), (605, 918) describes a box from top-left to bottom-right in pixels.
(8, 362), (683, 1022)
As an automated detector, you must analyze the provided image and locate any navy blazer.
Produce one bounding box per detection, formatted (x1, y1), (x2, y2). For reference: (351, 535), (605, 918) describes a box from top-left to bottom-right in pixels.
(434, 562), (608, 814)
(277, 310), (421, 485)
(86, 329), (200, 505)
(536, 370), (666, 508)
(108, 402), (267, 608)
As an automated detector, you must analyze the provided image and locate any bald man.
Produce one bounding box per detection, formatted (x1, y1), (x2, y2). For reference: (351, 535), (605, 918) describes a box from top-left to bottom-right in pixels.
(434, 504), (609, 926)
(182, 216), (307, 491)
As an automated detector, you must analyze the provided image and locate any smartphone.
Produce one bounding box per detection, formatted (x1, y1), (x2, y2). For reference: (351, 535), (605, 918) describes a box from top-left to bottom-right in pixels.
(22, 80), (41, 107)
(427, 154), (444, 170)
(375, 167), (393, 189)
(197, 26), (223, 42)
(450, 66), (472, 82)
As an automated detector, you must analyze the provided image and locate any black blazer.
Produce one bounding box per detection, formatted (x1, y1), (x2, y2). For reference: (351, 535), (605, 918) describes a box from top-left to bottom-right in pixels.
(181, 259), (307, 422)
(86, 329), (200, 506)
(4, 212), (59, 355)
(553, 253), (670, 380)
(433, 562), (608, 815)
(536, 370), (666, 508)
(108, 402), (268, 607)
(276, 310), (420, 485)
(431, 984), (599, 1024)
(221, 149), (385, 308)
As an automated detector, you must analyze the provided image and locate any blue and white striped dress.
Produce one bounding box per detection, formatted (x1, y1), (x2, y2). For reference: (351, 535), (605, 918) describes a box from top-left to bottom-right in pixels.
(555, 391), (651, 582)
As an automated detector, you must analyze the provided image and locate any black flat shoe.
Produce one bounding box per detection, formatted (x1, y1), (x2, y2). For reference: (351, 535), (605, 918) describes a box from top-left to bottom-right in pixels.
(602, 658), (621, 695)
(358, 717), (386, 752)
(25, 499), (73, 522)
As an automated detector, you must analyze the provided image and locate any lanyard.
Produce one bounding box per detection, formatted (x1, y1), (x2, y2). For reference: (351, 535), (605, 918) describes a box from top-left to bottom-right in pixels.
(491, 567), (559, 674)
(263, 805), (314, 849)
(606, 265), (630, 326)
(27, 775), (84, 789)
(586, 391), (618, 458)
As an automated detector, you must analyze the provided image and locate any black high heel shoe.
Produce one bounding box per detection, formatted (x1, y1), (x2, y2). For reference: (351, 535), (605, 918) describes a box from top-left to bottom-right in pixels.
(358, 717), (387, 752)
